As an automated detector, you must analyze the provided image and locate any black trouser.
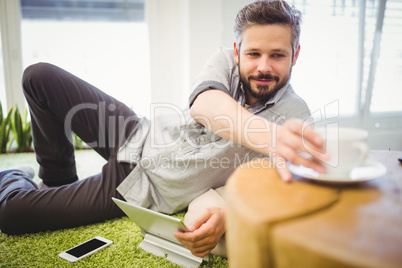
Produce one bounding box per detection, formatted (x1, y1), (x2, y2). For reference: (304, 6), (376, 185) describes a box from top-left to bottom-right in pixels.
(0, 63), (140, 235)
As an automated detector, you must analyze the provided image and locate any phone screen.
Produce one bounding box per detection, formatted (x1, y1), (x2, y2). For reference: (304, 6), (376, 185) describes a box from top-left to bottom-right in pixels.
(66, 238), (107, 258)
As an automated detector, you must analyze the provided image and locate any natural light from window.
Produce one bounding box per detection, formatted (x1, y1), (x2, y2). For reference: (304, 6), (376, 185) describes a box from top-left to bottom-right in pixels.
(290, 0), (402, 123)
(292, 7), (359, 117)
(1, 0), (401, 127)
(20, 0), (151, 118)
(370, 0), (402, 113)
(0, 32), (6, 112)
(21, 21), (151, 117)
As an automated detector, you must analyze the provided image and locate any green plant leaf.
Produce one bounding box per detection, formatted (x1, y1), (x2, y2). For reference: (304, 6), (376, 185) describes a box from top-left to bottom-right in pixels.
(0, 108), (12, 153)
(0, 100), (3, 125)
(10, 106), (33, 152)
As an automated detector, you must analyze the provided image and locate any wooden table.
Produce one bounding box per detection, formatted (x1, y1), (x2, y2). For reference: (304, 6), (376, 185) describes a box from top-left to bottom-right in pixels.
(225, 150), (402, 268)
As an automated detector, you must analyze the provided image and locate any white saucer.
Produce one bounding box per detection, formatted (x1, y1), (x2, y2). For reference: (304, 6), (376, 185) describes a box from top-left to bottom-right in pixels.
(288, 160), (387, 184)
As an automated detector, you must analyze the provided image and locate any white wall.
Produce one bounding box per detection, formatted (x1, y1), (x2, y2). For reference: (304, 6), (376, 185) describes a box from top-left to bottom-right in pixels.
(0, 0), (25, 111)
(146, 0), (187, 107)
(145, 0), (254, 108)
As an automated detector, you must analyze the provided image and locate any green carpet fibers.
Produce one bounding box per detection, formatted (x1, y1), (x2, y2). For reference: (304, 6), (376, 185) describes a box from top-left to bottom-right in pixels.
(0, 151), (228, 267)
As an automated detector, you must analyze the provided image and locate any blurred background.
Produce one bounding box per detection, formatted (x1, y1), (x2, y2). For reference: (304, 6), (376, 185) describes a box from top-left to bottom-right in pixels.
(0, 0), (401, 150)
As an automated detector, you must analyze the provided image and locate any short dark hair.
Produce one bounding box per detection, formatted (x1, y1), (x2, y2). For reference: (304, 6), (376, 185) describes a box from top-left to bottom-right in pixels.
(234, 0), (302, 56)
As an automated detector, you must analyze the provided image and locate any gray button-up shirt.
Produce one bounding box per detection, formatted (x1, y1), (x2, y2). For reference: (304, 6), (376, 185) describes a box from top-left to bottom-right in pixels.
(116, 47), (311, 214)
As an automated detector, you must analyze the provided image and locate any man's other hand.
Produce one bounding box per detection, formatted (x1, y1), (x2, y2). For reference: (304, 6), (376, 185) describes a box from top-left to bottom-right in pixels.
(173, 207), (225, 258)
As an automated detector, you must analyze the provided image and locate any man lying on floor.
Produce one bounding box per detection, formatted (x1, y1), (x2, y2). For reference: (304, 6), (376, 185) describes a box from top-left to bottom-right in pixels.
(0, 0), (328, 258)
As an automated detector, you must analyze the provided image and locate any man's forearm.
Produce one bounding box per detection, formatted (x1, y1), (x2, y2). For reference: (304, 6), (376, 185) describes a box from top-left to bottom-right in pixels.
(190, 90), (275, 155)
(190, 89), (328, 182)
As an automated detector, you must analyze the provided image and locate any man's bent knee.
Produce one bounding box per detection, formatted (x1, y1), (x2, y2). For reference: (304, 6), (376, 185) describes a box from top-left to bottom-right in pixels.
(22, 62), (58, 93)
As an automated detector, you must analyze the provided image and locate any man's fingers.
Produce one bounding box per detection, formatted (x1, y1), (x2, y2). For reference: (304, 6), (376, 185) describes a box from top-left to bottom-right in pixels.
(174, 208), (225, 258)
(276, 164), (292, 182)
(190, 209), (213, 230)
(174, 232), (216, 257)
(278, 119), (330, 171)
(301, 128), (329, 162)
(173, 213), (216, 245)
(177, 234), (215, 249)
(191, 248), (212, 258)
(283, 122), (327, 158)
(301, 123), (324, 145)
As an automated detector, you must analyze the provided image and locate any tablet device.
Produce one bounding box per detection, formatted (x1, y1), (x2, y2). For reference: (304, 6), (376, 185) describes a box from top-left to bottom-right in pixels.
(112, 198), (205, 267)
(112, 197), (188, 245)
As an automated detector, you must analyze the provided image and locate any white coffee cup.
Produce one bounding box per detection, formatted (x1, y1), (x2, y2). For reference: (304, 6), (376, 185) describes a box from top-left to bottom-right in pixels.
(314, 127), (369, 177)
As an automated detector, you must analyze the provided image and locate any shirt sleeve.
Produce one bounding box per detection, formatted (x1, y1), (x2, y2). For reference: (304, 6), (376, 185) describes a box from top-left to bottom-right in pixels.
(188, 47), (238, 107)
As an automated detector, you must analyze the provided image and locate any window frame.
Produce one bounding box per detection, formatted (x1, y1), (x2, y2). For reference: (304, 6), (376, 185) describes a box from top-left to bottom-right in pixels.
(295, 0), (402, 130)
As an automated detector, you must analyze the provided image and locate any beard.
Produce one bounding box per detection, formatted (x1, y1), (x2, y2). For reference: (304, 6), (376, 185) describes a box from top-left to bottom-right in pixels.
(240, 67), (292, 104)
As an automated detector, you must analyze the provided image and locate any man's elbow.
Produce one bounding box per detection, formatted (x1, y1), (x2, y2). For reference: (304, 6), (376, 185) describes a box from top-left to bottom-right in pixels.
(189, 102), (204, 126)
(189, 101), (199, 121)
(189, 89), (226, 126)
(189, 93), (207, 123)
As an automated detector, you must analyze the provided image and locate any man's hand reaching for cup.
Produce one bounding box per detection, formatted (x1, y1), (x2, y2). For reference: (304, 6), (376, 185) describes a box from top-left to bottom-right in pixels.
(273, 118), (330, 182)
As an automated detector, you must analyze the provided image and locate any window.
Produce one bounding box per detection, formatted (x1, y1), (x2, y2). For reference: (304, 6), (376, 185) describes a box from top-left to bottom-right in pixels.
(20, 0), (151, 117)
(370, 0), (402, 113)
(0, 30), (6, 113)
(290, 0), (402, 128)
